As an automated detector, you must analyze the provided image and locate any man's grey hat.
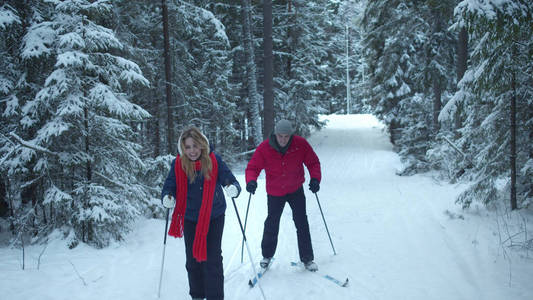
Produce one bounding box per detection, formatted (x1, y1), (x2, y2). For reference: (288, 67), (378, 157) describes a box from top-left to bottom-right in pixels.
(274, 119), (294, 134)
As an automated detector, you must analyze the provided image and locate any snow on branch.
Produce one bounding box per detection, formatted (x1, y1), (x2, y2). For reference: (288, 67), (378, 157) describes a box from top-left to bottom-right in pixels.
(0, 144), (18, 166)
(9, 132), (59, 158)
(455, 0), (499, 20)
(441, 136), (467, 158)
(233, 149), (256, 157)
(454, 0), (529, 28)
(89, 84), (150, 119)
(21, 21), (56, 59)
(0, 4), (21, 30)
(178, 0), (229, 46)
(438, 96), (457, 122)
(44, 185), (72, 205)
(94, 171), (127, 190)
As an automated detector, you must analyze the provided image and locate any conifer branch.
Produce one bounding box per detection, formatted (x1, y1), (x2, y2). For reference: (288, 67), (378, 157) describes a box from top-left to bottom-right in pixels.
(9, 132), (59, 158)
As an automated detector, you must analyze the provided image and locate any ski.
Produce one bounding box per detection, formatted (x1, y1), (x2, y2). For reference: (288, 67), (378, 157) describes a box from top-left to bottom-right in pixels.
(248, 258), (274, 288)
(290, 262), (349, 287)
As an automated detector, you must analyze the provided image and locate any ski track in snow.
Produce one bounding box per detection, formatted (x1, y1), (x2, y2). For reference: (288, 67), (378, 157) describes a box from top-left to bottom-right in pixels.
(1, 114), (532, 300)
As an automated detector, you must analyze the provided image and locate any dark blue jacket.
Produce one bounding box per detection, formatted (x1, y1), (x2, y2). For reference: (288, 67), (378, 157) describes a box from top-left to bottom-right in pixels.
(161, 152), (240, 221)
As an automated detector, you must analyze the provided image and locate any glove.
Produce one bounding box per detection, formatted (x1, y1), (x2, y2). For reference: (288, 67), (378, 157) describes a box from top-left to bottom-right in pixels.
(224, 184), (241, 198)
(162, 195), (175, 208)
(246, 180), (257, 194)
(309, 178), (320, 193)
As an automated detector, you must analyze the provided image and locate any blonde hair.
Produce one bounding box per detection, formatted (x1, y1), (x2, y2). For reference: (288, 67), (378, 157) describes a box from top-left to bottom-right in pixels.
(179, 127), (212, 182)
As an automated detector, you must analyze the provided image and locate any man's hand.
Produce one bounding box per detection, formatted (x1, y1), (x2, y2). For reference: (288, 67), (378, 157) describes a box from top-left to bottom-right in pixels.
(309, 178), (320, 193)
(246, 180), (257, 194)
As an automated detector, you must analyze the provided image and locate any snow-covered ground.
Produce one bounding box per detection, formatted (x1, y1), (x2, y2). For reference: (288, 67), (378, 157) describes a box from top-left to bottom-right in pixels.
(1, 114), (532, 300)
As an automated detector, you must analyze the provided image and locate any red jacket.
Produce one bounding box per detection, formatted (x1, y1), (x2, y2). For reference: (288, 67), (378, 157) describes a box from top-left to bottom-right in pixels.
(246, 135), (321, 196)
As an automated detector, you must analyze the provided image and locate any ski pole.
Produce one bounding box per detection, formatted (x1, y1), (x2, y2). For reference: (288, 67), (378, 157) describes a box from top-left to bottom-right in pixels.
(241, 193), (252, 263)
(230, 197), (267, 300)
(157, 208), (170, 298)
(314, 192), (337, 255)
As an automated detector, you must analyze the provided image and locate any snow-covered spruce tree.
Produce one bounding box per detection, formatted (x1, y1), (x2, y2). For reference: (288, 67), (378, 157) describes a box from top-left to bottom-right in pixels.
(444, 0), (532, 209)
(0, 2), (22, 223)
(0, 3), (21, 120)
(206, 1), (254, 152)
(114, 0), (166, 158)
(361, 0), (457, 174)
(0, 2), (22, 159)
(158, 1), (238, 157)
(111, 1), (174, 218)
(360, 1), (419, 145)
(0, 1), (55, 236)
(112, 1), (239, 219)
(401, 0), (456, 175)
(15, 0), (150, 247)
(272, 0), (336, 136)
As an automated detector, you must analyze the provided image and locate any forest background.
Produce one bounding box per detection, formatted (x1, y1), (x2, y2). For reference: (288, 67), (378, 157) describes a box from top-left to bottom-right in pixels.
(0, 0), (531, 252)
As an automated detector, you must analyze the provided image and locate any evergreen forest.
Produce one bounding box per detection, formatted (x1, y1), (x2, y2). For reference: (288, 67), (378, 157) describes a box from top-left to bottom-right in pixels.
(0, 0), (531, 248)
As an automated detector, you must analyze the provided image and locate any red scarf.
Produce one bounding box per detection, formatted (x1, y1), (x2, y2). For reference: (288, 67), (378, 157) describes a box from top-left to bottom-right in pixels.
(168, 152), (218, 262)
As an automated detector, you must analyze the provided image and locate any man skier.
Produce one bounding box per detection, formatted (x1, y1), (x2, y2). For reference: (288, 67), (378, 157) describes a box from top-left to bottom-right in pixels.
(245, 119), (321, 271)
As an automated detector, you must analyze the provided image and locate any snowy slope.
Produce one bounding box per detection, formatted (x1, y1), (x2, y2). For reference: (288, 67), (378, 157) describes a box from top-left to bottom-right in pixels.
(1, 114), (532, 300)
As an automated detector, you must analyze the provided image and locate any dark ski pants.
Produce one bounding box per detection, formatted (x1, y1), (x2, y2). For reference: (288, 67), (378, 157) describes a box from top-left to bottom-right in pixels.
(184, 215), (224, 300)
(261, 186), (314, 263)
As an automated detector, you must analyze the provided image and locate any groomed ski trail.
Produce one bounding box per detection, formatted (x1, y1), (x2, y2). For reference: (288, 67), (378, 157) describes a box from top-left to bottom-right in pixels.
(222, 114), (532, 300)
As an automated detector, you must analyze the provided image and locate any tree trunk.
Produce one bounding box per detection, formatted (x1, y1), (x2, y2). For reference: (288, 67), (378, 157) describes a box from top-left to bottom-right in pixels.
(455, 26), (468, 135)
(457, 27), (468, 81)
(287, 0), (293, 78)
(84, 109), (91, 182)
(433, 78), (442, 134)
(153, 105), (161, 157)
(242, 0), (263, 146)
(40, 203), (47, 225)
(83, 101), (92, 243)
(263, 0), (274, 139)
(510, 58), (517, 210)
(148, 26), (161, 157)
(346, 24), (351, 114)
(162, 0), (174, 154)
(432, 12), (442, 135)
(0, 179), (7, 218)
(529, 107), (533, 201)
